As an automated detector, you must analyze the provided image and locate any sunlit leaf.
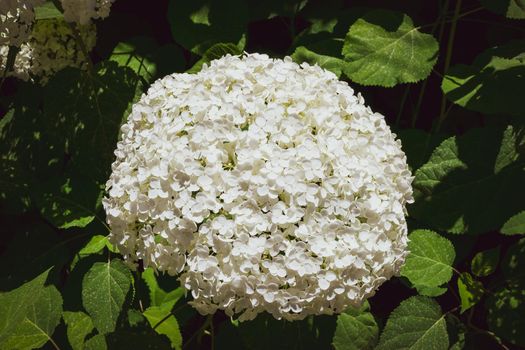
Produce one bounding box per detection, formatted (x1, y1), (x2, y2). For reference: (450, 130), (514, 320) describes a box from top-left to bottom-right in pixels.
(442, 40), (525, 116)
(292, 43), (346, 78)
(457, 272), (484, 313)
(332, 302), (378, 350)
(501, 211), (525, 235)
(63, 311), (94, 350)
(400, 230), (455, 295)
(0, 270), (62, 350)
(342, 10), (438, 87)
(481, 0), (525, 19)
(143, 304), (182, 350)
(376, 296), (448, 350)
(82, 259), (132, 334)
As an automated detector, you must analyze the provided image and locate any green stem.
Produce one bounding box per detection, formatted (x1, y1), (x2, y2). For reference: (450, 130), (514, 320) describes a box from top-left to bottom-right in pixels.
(183, 314), (214, 349)
(436, 0), (462, 132)
(466, 313), (510, 350)
(411, 0), (449, 128)
(395, 86), (410, 127)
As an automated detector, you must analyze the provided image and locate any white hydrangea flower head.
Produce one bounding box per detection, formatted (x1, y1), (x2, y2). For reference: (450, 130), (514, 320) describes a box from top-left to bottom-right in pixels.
(0, 18), (96, 82)
(103, 53), (414, 321)
(60, 0), (114, 25)
(0, 0), (44, 46)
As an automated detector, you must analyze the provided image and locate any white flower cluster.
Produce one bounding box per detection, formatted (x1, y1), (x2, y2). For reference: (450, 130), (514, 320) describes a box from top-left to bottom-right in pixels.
(0, 18), (96, 82)
(104, 54), (414, 321)
(60, 0), (114, 25)
(0, 0), (43, 46)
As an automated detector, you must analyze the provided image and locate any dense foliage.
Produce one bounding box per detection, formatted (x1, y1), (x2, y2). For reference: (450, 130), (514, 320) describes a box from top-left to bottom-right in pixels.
(0, 0), (524, 349)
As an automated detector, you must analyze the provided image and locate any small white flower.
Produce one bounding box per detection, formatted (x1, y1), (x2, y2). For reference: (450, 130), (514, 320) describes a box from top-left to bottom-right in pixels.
(104, 53), (413, 321)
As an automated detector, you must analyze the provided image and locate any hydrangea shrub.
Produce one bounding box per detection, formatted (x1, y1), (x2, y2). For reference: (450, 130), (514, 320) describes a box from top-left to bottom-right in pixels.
(1, 1), (524, 349)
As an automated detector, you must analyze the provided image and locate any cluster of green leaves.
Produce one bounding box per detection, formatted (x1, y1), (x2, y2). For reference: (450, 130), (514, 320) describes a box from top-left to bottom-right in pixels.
(1, 0), (524, 349)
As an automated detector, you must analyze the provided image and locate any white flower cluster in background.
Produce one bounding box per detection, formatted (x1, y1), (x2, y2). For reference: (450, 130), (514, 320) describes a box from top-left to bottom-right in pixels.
(104, 54), (414, 321)
(0, 18), (96, 82)
(0, 0), (44, 46)
(60, 0), (115, 25)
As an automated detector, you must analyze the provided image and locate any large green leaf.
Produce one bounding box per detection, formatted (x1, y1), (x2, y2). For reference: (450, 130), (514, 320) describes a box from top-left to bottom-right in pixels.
(63, 311), (95, 350)
(0, 286), (62, 350)
(342, 10), (438, 87)
(486, 238), (525, 347)
(376, 296), (448, 350)
(143, 304), (183, 350)
(142, 268), (185, 307)
(410, 125), (525, 234)
(471, 247), (500, 277)
(82, 259), (133, 334)
(332, 302), (378, 350)
(481, 0), (525, 19)
(291, 41), (346, 78)
(109, 37), (166, 83)
(501, 211), (525, 235)
(167, 0), (248, 54)
(396, 129), (448, 171)
(442, 40), (525, 116)
(0, 270), (62, 350)
(400, 230), (455, 296)
(0, 270), (50, 343)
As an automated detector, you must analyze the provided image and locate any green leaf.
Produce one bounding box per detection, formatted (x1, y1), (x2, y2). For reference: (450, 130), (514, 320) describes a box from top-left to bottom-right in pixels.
(0, 286), (62, 350)
(63, 311), (94, 350)
(84, 334), (107, 350)
(34, 2), (63, 20)
(342, 10), (438, 87)
(142, 268), (185, 307)
(0, 270), (50, 344)
(167, 0), (248, 54)
(110, 38), (158, 82)
(82, 259), (132, 334)
(501, 211), (525, 235)
(78, 235), (115, 256)
(396, 129), (448, 171)
(187, 42), (242, 73)
(0, 63), (139, 226)
(486, 238), (525, 347)
(442, 40), (525, 116)
(376, 296), (448, 350)
(481, 0), (525, 19)
(60, 216), (95, 229)
(457, 273), (484, 314)
(471, 247), (500, 277)
(332, 302), (378, 350)
(291, 44), (346, 78)
(400, 230), (455, 295)
(143, 305), (183, 350)
(410, 125), (525, 234)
